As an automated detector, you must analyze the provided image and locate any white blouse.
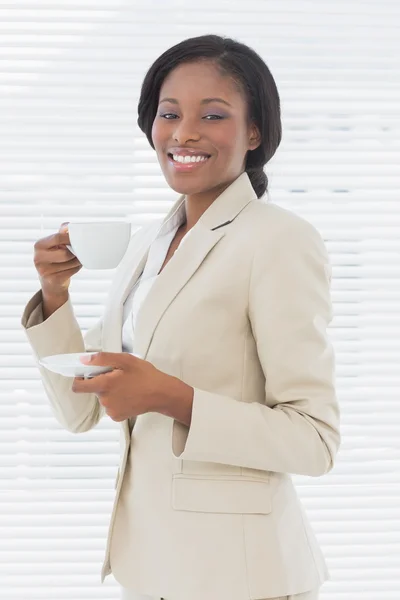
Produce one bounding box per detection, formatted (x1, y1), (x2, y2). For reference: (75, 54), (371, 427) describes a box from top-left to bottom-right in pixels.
(121, 200), (189, 352)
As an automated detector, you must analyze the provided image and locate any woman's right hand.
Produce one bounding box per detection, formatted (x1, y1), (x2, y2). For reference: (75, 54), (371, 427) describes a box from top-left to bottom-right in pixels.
(33, 221), (83, 297)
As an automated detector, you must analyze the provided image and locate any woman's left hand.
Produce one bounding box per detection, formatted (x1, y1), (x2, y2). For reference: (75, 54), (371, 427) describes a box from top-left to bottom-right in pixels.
(71, 352), (169, 422)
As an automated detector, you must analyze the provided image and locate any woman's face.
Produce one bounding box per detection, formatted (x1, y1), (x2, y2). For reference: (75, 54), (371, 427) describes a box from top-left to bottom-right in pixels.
(151, 61), (261, 198)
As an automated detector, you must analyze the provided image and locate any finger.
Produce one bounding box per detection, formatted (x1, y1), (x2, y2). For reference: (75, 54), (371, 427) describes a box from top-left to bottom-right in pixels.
(79, 351), (132, 369)
(54, 230), (71, 247)
(71, 374), (107, 394)
(34, 230), (71, 251)
(34, 248), (79, 266)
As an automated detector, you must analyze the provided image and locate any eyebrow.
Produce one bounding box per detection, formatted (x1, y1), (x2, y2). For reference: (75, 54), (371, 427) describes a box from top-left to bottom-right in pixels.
(159, 97), (232, 108)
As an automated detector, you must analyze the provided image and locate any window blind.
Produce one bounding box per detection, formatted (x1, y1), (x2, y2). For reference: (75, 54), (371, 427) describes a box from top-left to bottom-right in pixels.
(1, 1), (399, 599)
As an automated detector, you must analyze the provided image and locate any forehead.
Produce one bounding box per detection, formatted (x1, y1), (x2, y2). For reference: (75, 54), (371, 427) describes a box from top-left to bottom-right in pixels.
(159, 61), (243, 103)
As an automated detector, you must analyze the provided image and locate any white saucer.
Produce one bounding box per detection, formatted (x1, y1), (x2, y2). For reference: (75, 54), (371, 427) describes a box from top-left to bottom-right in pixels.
(39, 352), (114, 379)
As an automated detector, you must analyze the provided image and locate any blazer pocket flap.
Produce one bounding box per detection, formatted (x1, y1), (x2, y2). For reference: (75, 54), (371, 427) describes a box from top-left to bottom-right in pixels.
(172, 475), (272, 514)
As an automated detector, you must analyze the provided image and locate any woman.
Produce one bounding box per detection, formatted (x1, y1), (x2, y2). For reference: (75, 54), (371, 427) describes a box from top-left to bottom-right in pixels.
(22, 35), (340, 600)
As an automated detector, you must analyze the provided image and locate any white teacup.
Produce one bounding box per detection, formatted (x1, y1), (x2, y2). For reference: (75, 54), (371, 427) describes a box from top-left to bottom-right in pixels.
(66, 221), (131, 269)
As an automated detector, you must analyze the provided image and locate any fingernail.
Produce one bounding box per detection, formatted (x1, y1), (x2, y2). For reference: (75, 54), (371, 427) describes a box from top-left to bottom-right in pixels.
(80, 355), (92, 363)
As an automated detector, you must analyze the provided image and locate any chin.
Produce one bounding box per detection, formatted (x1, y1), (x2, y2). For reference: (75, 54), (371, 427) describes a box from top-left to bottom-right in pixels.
(166, 182), (205, 195)
(162, 172), (214, 196)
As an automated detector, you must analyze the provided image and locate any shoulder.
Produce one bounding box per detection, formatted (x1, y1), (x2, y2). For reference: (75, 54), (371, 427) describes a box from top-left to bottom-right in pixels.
(246, 199), (329, 259)
(250, 199), (323, 240)
(246, 201), (332, 294)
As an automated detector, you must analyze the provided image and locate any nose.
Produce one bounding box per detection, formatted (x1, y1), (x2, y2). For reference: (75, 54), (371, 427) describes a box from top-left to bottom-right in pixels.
(172, 117), (201, 144)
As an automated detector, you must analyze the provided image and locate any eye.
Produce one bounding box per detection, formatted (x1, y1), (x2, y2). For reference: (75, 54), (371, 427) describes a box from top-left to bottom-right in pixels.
(160, 113), (178, 119)
(204, 115), (224, 120)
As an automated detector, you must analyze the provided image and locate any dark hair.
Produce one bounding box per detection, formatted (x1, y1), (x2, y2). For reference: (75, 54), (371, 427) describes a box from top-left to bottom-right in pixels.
(137, 34), (282, 199)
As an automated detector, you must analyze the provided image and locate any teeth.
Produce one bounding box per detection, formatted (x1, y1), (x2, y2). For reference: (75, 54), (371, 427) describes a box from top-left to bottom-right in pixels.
(172, 154), (209, 164)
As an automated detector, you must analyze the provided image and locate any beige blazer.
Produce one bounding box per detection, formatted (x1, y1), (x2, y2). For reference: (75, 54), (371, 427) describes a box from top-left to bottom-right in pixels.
(21, 172), (340, 600)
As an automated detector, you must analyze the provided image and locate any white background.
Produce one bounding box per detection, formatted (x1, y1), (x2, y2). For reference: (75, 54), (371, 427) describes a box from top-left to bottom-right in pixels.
(1, 1), (399, 598)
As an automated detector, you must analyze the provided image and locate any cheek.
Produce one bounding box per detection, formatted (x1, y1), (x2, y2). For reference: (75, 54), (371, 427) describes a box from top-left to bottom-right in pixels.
(151, 119), (165, 150)
(212, 123), (247, 154)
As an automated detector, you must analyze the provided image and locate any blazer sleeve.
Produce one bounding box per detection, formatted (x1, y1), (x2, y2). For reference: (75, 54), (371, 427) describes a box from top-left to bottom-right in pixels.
(20, 224), (149, 434)
(21, 289), (105, 433)
(172, 218), (341, 477)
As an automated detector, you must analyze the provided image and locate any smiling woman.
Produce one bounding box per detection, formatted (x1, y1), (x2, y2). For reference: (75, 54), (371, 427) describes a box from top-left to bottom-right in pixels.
(21, 32), (337, 600)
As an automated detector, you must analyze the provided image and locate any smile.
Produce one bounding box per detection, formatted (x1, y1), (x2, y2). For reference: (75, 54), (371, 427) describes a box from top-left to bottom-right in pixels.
(167, 153), (211, 172)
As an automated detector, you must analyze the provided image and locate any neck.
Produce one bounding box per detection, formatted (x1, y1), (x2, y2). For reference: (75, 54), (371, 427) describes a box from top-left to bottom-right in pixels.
(182, 180), (233, 233)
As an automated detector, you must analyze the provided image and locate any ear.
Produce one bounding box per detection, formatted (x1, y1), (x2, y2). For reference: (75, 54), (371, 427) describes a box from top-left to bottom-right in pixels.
(248, 123), (261, 151)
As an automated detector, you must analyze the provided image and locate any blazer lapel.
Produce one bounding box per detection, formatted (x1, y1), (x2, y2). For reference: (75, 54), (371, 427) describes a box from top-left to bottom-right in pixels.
(132, 223), (226, 360)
